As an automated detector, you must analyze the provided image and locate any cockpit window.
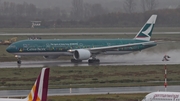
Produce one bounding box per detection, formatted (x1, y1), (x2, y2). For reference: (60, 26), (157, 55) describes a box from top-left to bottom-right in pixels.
(9, 45), (16, 48)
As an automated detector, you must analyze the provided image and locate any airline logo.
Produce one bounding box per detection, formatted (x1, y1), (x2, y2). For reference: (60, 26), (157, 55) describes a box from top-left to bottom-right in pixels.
(27, 77), (41, 101)
(153, 94), (179, 99)
(136, 23), (154, 38)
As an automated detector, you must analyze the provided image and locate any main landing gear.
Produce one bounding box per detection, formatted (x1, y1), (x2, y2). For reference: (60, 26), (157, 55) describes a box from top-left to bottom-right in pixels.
(88, 59), (100, 64)
(88, 55), (100, 64)
(71, 58), (100, 64)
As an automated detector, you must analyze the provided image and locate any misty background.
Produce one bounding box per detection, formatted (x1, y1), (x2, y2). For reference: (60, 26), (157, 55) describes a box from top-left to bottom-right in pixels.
(0, 0), (180, 28)
(1, 0), (180, 11)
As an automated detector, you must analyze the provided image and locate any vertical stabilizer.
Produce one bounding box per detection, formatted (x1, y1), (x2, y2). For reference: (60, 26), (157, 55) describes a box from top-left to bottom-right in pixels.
(134, 15), (157, 41)
(26, 68), (50, 101)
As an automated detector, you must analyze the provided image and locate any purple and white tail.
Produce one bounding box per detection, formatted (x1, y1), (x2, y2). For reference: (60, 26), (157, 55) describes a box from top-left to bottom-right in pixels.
(25, 68), (50, 101)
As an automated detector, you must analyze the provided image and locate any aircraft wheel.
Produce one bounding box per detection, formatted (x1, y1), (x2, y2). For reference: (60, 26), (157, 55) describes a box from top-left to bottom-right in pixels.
(17, 60), (21, 64)
(71, 59), (82, 63)
(88, 59), (100, 64)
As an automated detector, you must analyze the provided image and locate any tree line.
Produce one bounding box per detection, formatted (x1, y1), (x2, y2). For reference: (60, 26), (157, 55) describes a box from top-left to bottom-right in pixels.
(0, 0), (179, 28)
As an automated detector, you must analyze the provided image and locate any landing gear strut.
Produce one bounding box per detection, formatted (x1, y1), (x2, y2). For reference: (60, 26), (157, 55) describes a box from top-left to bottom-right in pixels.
(17, 58), (21, 65)
(88, 59), (100, 64)
(88, 55), (100, 64)
(71, 59), (82, 64)
(15, 55), (21, 65)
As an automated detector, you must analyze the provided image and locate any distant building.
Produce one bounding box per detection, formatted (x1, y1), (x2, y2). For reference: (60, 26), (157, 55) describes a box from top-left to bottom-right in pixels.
(31, 21), (41, 28)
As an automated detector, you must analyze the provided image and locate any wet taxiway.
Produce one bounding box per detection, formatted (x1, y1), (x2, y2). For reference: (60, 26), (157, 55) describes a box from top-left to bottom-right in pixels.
(0, 59), (179, 68)
(0, 86), (180, 97)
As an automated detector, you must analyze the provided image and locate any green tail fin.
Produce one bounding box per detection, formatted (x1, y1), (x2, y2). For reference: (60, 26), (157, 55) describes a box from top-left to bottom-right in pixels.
(134, 15), (157, 41)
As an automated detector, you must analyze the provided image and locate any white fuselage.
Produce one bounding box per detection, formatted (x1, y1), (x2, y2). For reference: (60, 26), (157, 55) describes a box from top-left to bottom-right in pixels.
(0, 98), (27, 101)
(12, 51), (134, 56)
(142, 92), (180, 101)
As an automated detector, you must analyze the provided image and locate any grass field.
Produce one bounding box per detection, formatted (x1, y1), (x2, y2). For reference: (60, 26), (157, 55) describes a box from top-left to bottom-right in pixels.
(47, 93), (147, 101)
(15, 93), (147, 101)
(0, 27), (180, 33)
(0, 65), (180, 90)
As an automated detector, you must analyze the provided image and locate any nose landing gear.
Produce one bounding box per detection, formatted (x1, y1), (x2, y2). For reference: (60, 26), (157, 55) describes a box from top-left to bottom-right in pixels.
(17, 58), (21, 65)
(15, 55), (21, 65)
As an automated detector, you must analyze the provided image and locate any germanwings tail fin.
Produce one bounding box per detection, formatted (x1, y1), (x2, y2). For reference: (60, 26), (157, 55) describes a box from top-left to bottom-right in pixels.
(134, 15), (157, 41)
(25, 68), (50, 101)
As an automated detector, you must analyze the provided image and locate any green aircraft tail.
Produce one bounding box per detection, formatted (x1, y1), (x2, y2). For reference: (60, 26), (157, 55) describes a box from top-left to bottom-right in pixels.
(134, 15), (157, 41)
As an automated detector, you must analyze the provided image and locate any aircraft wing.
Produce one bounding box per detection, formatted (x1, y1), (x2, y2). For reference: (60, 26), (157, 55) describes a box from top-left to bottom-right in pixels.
(68, 41), (156, 52)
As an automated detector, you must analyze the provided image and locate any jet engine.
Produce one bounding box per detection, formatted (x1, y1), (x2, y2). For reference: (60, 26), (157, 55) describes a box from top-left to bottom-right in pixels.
(43, 56), (59, 59)
(73, 49), (91, 60)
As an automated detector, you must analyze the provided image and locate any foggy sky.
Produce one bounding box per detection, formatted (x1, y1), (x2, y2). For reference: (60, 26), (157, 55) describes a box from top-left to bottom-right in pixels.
(1, 0), (180, 12)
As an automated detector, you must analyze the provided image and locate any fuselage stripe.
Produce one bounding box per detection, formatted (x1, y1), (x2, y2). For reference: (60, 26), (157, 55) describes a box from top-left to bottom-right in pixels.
(33, 73), (41, 101)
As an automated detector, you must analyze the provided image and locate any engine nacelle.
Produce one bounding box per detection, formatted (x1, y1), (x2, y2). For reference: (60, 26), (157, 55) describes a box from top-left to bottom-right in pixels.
(73, 49), (91, 60)
(43, 56), (59, 59)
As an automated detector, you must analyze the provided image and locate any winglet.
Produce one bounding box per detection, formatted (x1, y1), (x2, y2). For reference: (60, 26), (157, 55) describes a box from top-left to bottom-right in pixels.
(25, 68), (50, 101)
(134, 15), (157, 41)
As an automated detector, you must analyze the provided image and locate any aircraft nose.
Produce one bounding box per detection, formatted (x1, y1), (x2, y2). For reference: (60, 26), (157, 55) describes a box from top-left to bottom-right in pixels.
(6, 46), (12, 53)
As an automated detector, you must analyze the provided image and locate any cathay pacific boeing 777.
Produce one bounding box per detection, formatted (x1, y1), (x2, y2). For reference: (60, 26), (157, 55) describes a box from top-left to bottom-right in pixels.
(6, 15), (157, 64)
